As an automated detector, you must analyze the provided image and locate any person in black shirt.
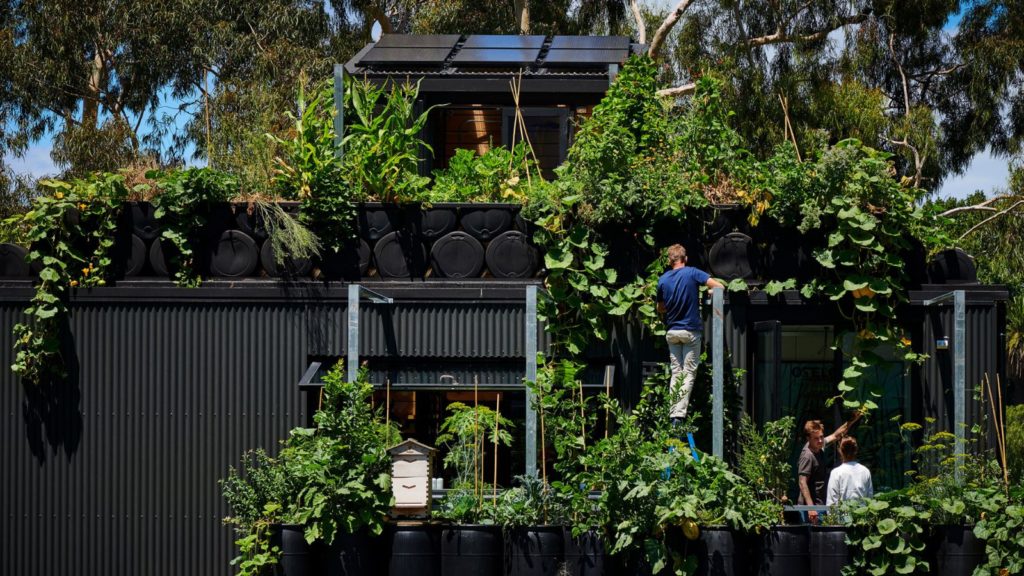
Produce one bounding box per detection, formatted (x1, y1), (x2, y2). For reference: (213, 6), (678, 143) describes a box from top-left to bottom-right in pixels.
(797, 412), (862, 523)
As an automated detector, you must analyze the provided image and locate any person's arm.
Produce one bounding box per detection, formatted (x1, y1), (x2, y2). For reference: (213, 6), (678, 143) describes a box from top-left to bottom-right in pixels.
(865, 470), (873, 498)
(657, 300), (666, 314)
(798, 475), (814, 506)
(826, 411), (863, 445)
(706, 277), (725, 290)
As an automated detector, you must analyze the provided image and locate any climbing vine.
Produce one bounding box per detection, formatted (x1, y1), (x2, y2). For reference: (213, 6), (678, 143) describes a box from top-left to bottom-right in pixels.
(11, 174), (127, 384)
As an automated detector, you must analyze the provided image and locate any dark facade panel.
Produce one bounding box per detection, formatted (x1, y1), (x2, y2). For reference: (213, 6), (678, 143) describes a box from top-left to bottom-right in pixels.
(1, 301), (317, 576)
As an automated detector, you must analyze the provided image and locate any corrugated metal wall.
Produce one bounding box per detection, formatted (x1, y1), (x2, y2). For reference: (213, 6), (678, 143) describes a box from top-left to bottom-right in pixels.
(918, 300), (1005, 435)
(1, 283), (542, 576)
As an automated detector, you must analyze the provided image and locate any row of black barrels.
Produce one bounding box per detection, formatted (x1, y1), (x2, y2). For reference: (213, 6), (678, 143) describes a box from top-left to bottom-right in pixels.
(267, 523), (984, 576)
(0, 201), (540, 280)
(611, 230), (979, 285)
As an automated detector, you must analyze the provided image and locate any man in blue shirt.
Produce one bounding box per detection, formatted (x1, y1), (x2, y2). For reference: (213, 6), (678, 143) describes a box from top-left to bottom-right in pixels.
(656, 244), (723, 421)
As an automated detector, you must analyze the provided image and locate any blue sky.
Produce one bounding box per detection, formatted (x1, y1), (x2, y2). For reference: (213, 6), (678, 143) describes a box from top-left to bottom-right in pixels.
(3, 2), (1010, 199)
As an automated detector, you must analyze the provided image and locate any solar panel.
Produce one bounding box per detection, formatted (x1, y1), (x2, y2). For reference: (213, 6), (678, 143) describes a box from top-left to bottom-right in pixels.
(452, 48), (540, 66)
(463, 35), (546, 49)
(375, 34), (461, 49)
(549, 36), (630, 50)
(360, 47), (453, 66)
(544, 49), (627, 66)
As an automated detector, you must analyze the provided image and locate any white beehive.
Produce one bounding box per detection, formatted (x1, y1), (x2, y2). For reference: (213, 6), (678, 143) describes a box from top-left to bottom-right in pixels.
(388, 439), (436, 517)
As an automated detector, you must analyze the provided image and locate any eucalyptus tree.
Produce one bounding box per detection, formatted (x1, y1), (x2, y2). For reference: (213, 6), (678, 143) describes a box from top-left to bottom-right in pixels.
(645, 0), (1024, 190)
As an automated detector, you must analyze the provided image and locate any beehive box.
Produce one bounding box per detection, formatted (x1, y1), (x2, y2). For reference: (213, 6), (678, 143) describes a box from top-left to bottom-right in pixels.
(388, 439), (436, 517)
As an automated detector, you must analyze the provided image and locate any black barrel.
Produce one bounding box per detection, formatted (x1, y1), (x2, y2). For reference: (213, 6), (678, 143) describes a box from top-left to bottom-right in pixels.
(358, 204), (399, 243)
(271, 524), (316, 576)
(441, 525), (502, 576)
(484, 231), (538, 278)
(507, 526), (564, 576)
(431, 231), (484, 278)
(373, 231), (427, 279)
(148, 239), (175, 277)
(810, 527), (849, 576)
(260, 240), (313, 278)
(690, 527), (742, 576)
(932, 525), (984, 576)
(460, 205), (514, 241)
(709, 232), (758, 281)
(706, 205), (750, 241)
(387, 524), (440, 576)
(320, 240), (372, 280)
(764, 233), (814, 282)
(234, 203), (269, 241)
(928, 249), (978, 284)
(322, 531), (372, 576)
(757, 525), (809, 576)
(0, 243), (31, 277)
(123, 234), (147, 277)
(421, 204), (459, 240)
(208, 230), (258, 278)
(125, 201), (161, 241)
(563, 528), (605, 576)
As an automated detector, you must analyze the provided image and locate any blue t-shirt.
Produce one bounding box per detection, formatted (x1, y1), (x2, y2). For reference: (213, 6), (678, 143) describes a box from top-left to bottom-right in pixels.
(656, 266), (710, 331)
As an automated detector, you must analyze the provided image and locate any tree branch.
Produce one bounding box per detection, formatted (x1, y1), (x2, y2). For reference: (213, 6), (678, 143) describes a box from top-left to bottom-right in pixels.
(939, 195), (1015, 217)
(629, 0), (646, 45)
(959, 199), (1024, 240)
(648, 0), (695, 59)
(655, 82), (696, 98)
(745, 12), (868, 47)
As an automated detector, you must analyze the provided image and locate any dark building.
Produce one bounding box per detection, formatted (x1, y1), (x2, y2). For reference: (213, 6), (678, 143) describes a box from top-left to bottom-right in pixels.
(0, 34), (1008, 576)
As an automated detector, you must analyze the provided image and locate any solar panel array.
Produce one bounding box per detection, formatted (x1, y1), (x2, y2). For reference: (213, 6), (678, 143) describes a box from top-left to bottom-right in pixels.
(358, 34), (630, 69)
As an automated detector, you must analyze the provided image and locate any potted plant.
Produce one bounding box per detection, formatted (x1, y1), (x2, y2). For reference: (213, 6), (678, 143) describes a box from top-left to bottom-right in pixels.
(493, 474), (568, 576)
(277, 361), (395, 576)
(434, 401), (513, 576)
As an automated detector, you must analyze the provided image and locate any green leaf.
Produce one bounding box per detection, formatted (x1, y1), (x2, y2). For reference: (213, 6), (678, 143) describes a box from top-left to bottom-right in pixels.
(544, 249), (573, 270)
(876, 518), (897, 535)
(727, 278), (748, 292)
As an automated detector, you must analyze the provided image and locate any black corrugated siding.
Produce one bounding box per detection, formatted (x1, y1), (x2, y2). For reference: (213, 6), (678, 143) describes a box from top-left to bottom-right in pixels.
(918, 301), (1005, 435)
(1, 284), (545, 576)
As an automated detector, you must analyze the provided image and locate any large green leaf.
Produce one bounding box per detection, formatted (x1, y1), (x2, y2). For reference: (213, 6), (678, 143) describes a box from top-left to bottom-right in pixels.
(876, 518), (898, 535)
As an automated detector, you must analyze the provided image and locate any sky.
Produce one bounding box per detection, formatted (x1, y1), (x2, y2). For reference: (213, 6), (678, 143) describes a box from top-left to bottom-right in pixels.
(2, 3), (1011, 199)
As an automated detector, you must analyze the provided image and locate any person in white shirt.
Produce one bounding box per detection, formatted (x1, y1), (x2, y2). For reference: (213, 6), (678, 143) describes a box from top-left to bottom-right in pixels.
(826, 436), (873, 507)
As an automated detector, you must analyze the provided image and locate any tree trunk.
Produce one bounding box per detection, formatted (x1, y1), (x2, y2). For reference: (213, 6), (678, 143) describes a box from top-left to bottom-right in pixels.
(83, 49), (104, 130)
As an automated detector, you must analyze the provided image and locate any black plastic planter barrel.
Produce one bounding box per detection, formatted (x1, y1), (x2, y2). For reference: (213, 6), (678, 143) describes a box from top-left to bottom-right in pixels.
(764, 233), (815, 282)
(507, 526), (564, 576)
(757, 525), (809, 576)
(123, 234), (147, 277)
(431, 232), (485, 278)
(271, 524), (316, 576)
(485, 231), (538, 278)
(148, 239), (175, 277)
(322, 531), (373, 576)
(689, 527), (742, 576)
(809, 527), (849, 576)
(707, 205), (750, 240)
(927, 249), (978, 284)
(441, 525), (502, 576)
(124, 201), (160, 241)
(385, 523), (441, 576)
(460, 205), (516, 241)
(0, 243), (31, 277)
(260, 241), (313, 278)
(563, 529), (605, 576)
(374, 231), (427, 279)
(709, 232), (758, 281)
(320, 240), (372, 280)
(359, 204), (400, 243)
(421, 204), (459, 240)
(931, 525), (984, 576)
(208, 230), (259, 278)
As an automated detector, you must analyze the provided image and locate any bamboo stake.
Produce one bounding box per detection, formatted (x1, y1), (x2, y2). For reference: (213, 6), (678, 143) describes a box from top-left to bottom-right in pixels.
(579, 376), (587, 454)
(604, 366), (612, 439)
(493, 393), (501, 505)
(385, 377), (391, 445)
(995, 375), (1010, 492)
(474, 375), (481, 512)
